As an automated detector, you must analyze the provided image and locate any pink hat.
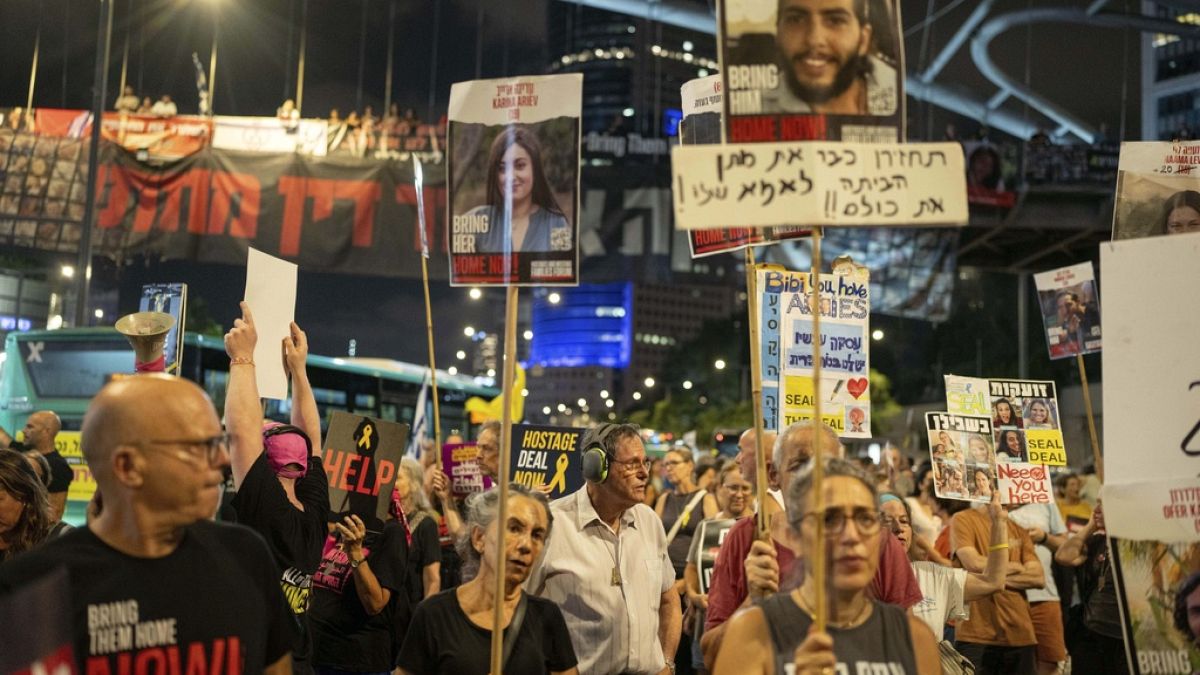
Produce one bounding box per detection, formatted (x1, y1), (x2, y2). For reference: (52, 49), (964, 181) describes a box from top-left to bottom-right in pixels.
(262, 422), (310, 479)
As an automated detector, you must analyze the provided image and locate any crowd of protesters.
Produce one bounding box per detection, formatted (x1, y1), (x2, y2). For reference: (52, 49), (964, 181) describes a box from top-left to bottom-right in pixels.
(0, 300), (1127, 675)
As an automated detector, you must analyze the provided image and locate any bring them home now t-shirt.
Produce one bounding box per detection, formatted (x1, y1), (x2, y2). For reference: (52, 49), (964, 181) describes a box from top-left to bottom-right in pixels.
(0, 521), (299, 675)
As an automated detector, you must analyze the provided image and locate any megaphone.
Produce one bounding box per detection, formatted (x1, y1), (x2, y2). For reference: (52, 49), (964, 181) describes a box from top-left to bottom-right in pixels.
(115, 311), (175, 372)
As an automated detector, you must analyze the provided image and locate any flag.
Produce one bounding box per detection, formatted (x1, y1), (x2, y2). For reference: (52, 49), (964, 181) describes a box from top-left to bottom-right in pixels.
(407, 370), (430, 458)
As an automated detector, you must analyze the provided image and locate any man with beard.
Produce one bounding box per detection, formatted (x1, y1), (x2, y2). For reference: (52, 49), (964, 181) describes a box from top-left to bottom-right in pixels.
(762, 0), (897, 116)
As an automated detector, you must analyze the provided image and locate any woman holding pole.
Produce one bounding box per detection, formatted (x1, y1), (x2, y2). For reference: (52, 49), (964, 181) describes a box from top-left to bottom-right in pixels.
(712, 458), (940, 675)
(396, 484), (578, 674)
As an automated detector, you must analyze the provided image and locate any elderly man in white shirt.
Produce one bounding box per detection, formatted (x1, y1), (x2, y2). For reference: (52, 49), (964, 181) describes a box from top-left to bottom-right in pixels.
(527, 423), (682, 675)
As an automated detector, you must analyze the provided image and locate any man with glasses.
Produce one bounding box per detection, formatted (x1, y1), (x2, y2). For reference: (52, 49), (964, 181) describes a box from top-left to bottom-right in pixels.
(700, 420), (922, 668)
(224, 302), (329, 675)
(0, 374), (297, 674)
(527, 422), (682, 675)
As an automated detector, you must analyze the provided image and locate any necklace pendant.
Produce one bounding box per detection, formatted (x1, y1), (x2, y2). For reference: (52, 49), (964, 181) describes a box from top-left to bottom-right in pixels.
(611, 566), (622, 586)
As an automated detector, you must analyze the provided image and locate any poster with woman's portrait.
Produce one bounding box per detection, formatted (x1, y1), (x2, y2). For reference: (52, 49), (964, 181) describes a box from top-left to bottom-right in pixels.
(447, 73), (581, 286)
(1113, 141), (1200, 240)
(926, 412), (995, 504)
(1033, 262), (1102, 359)
(945, 375), (1066, 466)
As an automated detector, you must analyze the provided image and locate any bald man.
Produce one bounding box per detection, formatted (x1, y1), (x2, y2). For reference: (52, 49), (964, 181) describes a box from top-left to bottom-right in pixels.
(0, 375), (297, 675)
(0, 410), (71, 521)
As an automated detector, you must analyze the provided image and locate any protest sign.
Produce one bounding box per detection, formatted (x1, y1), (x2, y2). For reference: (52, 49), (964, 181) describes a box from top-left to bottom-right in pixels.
(320, 411), (409, 524)
(925, 412), (995, 503)
(671, 141), (968, 230)
(945, 375), (1067, 466)
(1111, 537), (1200, 675)
(773, 262), (871, 438)
(757, 266), (784, 432)
(138, 283), (187, 375)
(695, 518), (738, 594)
(681, 75), (809, 258)
(1104, 479), (1200, 544)
(718, 0), (905, 143)
(509, 425), (584, 499)
(244, 247), (297, 400)
(1112, 141), (1200, 240)
(1033, 262), (1101, 359)
(995, 462), (1053, 506)
(442, 442), (494, 498)
(1102, 232), (1200, 483)
(447, 73), (582, 286)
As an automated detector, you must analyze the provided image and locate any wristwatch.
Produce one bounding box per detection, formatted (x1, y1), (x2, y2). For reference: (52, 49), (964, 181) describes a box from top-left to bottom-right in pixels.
(349, 556), (365, 569)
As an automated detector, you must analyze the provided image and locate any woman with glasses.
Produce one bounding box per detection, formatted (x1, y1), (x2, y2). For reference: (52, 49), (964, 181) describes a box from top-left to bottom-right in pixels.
(879, 490), (1008, 638)
(684, 463), (754, 674)
(713, 458), (941, 675)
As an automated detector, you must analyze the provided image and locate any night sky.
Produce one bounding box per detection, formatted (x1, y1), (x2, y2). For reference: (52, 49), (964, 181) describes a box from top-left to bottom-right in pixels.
(0, 0), (1149, 364)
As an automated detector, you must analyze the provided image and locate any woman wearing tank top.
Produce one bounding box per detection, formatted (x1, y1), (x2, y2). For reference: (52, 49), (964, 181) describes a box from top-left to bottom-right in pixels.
(655, 449), (719, 580)
(712, 458), (941, 675)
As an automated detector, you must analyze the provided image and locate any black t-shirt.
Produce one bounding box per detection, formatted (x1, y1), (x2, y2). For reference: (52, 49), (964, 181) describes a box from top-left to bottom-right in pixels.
(309, 522), (408, 671)
(231, 453), (330, 616)
(391, 514), (440, 658)
(397, 589), (577, 675)
(43, 450), (73, 494)
(0, 521), (298, 674)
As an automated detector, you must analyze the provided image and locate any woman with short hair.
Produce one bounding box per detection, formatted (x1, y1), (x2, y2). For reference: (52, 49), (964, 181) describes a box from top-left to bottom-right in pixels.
(713, 459), (941, 674)
(397, 484), (578, 674)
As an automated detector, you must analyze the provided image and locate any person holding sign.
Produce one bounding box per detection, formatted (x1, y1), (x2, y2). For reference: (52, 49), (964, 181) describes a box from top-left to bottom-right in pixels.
(396, 484), (578, 674)
(880, 491), (1009, 638)
(469, 126), (571, 254)
(1054, 504), (1127, 675)
(712, 458), (941, 675)
(526, 423), (681, 675)
(225, 304), (330, 675)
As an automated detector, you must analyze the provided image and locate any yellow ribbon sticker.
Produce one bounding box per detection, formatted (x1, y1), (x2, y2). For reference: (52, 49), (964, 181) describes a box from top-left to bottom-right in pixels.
(357, 424), (374, 449)
(546, 454), (570, 494)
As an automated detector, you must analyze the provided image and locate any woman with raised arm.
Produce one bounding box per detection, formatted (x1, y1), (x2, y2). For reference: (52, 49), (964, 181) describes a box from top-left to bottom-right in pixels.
(713, 458), (941, 675)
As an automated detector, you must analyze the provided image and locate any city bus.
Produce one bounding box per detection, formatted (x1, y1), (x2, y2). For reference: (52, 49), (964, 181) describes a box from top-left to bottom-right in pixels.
(0, 328), (498, 523)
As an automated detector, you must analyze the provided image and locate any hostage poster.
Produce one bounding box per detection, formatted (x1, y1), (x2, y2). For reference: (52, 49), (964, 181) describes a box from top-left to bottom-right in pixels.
(773, 261), (872, 438)
(1033, 262), (1102, 359)
(1110, 537), (1200, 675)
(1111, 141), (1200, 240)
(681, 74), (808, 257)
(718, 0), (905, 144)
(447, 73), (582, 286)
(442, 441), (494, 498)
(944, 375), (1067, 466)
(926, 412), (995, 503)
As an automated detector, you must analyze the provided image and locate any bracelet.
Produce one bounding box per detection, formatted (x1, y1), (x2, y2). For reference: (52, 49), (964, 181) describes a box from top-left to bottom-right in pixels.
(988, 543), (1010, 551)
(230, 357), (254, 366)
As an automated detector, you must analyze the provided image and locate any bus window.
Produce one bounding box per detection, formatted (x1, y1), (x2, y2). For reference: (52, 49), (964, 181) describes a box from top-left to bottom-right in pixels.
(24, 340), (133, 399)
(354, 393), (376, 412)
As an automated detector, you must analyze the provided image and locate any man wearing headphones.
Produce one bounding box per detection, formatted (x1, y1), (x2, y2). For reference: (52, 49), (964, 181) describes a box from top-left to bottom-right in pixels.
(527, 423), (682, 675)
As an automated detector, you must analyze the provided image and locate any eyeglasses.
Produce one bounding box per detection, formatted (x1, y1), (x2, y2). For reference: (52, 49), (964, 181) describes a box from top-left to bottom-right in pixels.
(879, 514), (911, 530)
(610, 456), (652, 473)
(138, 433), (230, 467)
(801, 507), (881, 537)
(663, 459), (687, 467)
(721, 484), (753, 493)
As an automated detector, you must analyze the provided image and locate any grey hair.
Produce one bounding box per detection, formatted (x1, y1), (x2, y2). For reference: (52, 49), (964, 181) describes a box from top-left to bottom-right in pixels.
(785, 457), (877, 533)
(399, 457), (434, 516)
(455, 483), (554, 582)
(479, 420), (502, 438)
(773, 420), (843, 470)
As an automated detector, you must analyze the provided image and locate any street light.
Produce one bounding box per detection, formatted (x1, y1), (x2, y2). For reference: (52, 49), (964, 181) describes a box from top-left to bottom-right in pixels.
(486, 368), (496, 377)
(557, 403), (567, 412)
(872, 329), (885, 341)
(605, 399), (614, 408)
(632, 391), (642, 401)
(523, 330), (533, 340)
(600, 389), (609, 399)
(463, 326), (475, 337)
(60, 265), (75, 278)
(469, 288), (482, 300)
(542, 406), (551, 415)
(714, 359), (727, 370)
(447, 366), (457, 375)
(548, 292), (561, 304)
(577, 398), (587, 407)
(644, 377), (655, 388)
(682, 380), (693, 390)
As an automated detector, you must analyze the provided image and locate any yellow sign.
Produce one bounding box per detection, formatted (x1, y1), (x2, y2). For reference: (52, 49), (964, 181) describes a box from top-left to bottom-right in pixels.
(55, 432), (98, 503)
(1024, 429), (1067, 466)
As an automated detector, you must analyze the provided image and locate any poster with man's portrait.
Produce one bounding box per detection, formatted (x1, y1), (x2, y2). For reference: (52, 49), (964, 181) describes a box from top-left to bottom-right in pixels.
(1112, 141), (1200, 240)
(719, 0), (905, 143)
(447, 73), (581, 286)
(1111, 538), (1200, 675)
(1033, 262), (1101, 359)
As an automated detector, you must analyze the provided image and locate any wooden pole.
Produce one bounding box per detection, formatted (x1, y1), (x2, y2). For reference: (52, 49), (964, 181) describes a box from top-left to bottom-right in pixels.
(207, 9), (218, 115)
(1076, 353), (1103, 482)
(26, 26), (40, 112)
(490, 285), (519, 675)
(296, 0), (308, 116)
(809, 227), (828, 632)
(420, 255), (443, 470)
(745, 248), (771, 542)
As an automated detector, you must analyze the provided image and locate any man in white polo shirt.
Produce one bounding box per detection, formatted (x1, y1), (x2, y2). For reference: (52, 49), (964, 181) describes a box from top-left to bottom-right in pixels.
(527, 423), (681, 675)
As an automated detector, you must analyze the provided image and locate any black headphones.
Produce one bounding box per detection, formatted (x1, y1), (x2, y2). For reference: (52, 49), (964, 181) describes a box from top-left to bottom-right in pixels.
(580, 423), (621, 484)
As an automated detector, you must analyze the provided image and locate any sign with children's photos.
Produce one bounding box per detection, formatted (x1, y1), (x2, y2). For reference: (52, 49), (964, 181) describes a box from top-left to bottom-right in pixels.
(944, 375), (1066, 466)
(925, 412), (995, 503)
(1033, 262), (1101, 359)
(447, 73), (582, 286)
(773, 262), (872, 438)
(718, 0), (906, 143)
